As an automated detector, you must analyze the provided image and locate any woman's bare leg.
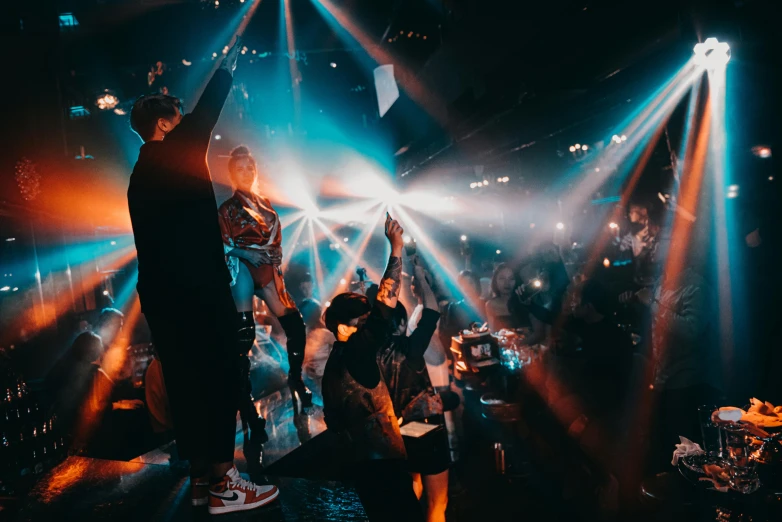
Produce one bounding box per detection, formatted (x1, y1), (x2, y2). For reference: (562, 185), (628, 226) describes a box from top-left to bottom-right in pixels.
(422, 470), (449, 522)
(231, 261), (256, 313)
(410, 472), (424, 500)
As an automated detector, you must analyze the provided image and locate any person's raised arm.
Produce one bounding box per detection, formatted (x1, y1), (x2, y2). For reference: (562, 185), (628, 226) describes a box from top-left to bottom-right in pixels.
(401, 265), (440, 370)
(375, 215), (405, 308)
(342, 216), (405, 386)
(187, 37), (241, 134)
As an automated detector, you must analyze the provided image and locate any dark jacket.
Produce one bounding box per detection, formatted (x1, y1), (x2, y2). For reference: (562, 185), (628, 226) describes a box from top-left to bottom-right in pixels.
(128, 68), (233, 300)
(322, 302), (406, 462)
(377, 309), (441, 421)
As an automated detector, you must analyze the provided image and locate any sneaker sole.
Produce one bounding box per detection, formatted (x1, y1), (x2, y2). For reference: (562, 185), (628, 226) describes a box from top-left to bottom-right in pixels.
(207, 488), (279, 515)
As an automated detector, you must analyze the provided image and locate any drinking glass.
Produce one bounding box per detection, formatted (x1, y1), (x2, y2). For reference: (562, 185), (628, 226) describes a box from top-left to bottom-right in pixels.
(725, 428), (761, 494)
(698, 404), (721, 455)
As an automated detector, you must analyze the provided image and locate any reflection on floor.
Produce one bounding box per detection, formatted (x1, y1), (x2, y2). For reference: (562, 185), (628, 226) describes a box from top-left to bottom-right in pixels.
(234, 386), (328, 472)
(17, 456), (366, 522)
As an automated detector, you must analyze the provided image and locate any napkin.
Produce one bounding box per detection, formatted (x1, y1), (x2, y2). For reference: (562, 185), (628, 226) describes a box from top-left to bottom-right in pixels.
(671, 436), (705, 466)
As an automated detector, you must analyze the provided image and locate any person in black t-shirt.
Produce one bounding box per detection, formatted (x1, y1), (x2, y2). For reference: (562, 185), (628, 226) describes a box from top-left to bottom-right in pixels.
(321, 216), (424, 522)
(127, 38), (279, 515)
(376, 265), (449, 522)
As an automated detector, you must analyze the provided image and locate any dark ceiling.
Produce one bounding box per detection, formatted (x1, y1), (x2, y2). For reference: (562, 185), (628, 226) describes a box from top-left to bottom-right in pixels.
(2, 0), (779, 205)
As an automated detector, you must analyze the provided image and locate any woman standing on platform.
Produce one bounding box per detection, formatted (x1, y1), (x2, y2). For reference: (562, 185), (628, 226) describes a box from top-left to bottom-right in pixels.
(218, 146), (312, 429)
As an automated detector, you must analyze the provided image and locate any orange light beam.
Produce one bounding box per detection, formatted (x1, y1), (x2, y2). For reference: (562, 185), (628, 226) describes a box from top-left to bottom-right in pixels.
(283, 0), (301, 125)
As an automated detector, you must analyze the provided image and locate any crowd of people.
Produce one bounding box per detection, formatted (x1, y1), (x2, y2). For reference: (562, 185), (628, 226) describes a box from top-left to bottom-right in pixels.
(35, 33), (777, 522)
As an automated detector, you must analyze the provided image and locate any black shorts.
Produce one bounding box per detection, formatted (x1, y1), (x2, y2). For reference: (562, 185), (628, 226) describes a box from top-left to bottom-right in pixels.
(404, 424), (450, 475)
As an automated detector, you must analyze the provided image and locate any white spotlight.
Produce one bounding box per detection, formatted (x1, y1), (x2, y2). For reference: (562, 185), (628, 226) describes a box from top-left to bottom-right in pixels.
(556, 222), (565, 230)
(496, 249), (502, 255)
(460, 235), (468, 241)
(752, 146), (772, 159)
(582, 144), (588, 151)
(575, 144), (581, 150)
(569, 146), (576, 152)
(609, 222), (618, 229)
(693, 37), (731, 67)
(215, 134), (222, 140)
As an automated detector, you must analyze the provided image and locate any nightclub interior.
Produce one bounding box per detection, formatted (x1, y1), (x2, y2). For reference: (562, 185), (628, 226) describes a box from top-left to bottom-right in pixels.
(1, 0), (781, 521)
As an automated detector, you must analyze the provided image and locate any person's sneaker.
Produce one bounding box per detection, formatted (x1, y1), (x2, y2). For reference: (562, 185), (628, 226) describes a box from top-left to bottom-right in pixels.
(191, 478), (210, 507)
(208, 467), (279, 515)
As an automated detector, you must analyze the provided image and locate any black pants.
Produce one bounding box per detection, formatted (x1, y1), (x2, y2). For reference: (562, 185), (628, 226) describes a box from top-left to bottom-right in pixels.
(141, 285), (239, 464)
(350, 459), (425, 522)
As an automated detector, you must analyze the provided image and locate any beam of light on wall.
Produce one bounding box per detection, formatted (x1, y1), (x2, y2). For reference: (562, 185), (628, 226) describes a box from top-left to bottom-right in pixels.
(283, 0), (301, 125)
(113, 268), (139, 312)
(706, 66), (734, 372)
(280, 211), (306, 230)
(563, 60), (701, 210)
(318, 199), (386, 225)
(258, 154), (321, 213)
(316, 204), (387, 299)
(180, 0), (261, 117)
(3, 246), (137, 344)
(623, 90), (713, 490)
(306, 220), (326, 295)
(281, 213), (309, 272)
(390, 205), (483, 320)
(3, 236), (134, 278)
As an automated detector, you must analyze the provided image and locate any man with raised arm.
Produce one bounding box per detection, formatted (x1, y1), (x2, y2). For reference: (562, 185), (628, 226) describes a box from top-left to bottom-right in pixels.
(322, 215), (425, 522)
(127, 38), (278, 515)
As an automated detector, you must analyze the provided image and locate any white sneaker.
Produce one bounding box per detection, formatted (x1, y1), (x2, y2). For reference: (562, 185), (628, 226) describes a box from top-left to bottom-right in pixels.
(207, 466), (279, 515)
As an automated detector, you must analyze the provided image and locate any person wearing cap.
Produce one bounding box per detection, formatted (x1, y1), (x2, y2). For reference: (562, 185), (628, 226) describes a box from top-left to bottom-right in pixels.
(321, 215), (425, 522)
